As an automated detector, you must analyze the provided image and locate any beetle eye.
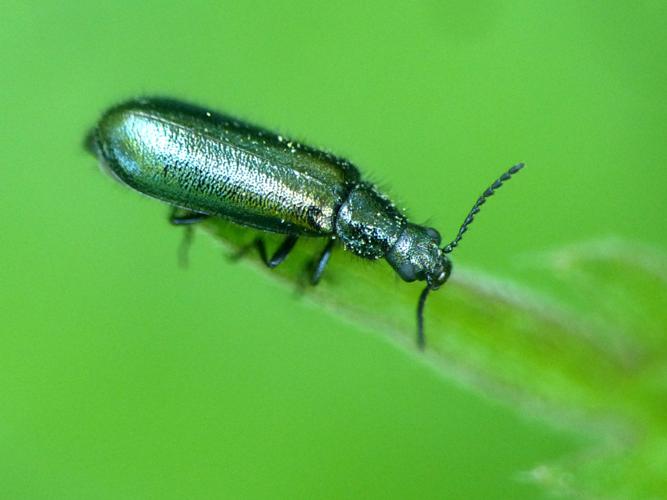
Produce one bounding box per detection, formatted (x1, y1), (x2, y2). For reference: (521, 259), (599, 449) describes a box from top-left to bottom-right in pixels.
(398, 262), (417, 282)
(425, 227), (441, 245)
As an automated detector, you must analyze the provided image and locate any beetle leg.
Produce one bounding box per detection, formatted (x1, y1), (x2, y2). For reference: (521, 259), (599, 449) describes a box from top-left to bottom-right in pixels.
(169, 207), (209, 268)
(252, 234), (299, 268)
(169, 207), (210, 225)
(310, 238), (335, 285)
(234, 234), (299, 269)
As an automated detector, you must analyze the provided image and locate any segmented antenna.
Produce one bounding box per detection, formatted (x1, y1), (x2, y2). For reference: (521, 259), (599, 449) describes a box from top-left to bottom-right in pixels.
(443, 162), (525, 254)
(416, 286), (431, 350)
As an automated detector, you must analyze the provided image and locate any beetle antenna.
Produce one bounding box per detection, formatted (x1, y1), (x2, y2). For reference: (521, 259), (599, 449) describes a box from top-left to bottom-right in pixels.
(443, 162), (525, 254)
(416, 285), (431, 350)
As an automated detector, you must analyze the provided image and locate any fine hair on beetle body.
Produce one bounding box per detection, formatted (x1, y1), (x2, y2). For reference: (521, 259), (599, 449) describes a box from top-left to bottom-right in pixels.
(87, 97), (525, 349)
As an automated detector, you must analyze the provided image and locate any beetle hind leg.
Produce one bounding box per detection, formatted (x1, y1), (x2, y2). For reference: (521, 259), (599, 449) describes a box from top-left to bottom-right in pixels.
(169, 207), (209, 268)
(169, 208), (210, 226)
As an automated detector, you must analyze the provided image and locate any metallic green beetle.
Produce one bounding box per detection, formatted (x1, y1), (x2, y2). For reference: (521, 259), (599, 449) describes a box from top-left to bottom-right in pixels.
(87, 97), (524, 348)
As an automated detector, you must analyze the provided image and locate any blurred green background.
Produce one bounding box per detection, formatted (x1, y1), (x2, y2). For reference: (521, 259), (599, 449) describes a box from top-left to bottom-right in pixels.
(2, 1), (665, 498)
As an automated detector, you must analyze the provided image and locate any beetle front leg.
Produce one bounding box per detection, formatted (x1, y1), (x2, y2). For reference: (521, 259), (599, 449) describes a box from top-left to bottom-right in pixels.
(310, 238), (335, 285)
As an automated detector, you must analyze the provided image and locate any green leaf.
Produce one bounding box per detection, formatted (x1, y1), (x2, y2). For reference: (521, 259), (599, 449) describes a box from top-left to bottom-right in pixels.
(203, 220), (667, 498)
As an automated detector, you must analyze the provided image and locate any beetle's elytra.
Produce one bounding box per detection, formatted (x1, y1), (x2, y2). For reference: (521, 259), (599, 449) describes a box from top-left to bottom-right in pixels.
(87, 97), (524, 348)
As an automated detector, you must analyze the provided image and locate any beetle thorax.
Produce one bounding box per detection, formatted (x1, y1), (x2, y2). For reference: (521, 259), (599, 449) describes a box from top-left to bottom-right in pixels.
(334, 184), (407, 259)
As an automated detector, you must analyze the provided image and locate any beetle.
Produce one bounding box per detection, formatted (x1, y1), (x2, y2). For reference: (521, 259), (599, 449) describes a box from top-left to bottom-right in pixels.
(86, 97), (524, 348)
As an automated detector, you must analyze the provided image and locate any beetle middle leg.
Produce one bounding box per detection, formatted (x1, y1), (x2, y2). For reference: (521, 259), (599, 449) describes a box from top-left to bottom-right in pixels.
(234, 234), (299, 269)
(169, 207), (209, 267)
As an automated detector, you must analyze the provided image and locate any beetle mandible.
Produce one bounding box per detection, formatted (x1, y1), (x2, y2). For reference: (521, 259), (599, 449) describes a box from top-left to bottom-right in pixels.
(86, 98), (524, 348)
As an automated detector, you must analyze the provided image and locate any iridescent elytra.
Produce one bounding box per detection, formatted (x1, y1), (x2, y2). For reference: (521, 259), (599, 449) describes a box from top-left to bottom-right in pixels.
(86, 97), (524, 348)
